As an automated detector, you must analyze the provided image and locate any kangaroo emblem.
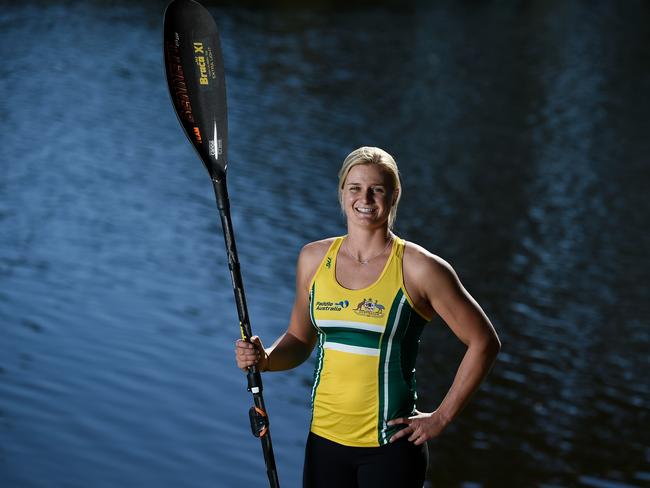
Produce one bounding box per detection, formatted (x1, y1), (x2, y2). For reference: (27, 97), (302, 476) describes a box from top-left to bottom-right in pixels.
(353, 298), (386, 317)
(355, 299), (367, 311)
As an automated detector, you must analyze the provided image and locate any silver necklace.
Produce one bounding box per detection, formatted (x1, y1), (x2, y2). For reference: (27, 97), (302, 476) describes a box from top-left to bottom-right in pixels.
(343, 235), (393, 265)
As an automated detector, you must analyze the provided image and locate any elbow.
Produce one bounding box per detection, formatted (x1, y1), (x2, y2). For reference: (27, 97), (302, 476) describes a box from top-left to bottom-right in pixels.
(488, 333), (501, 358)
(474, 331), (501, 358)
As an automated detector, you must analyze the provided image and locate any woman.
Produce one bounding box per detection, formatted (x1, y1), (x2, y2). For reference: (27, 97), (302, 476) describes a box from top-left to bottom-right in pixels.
(235, 147), (501, 487)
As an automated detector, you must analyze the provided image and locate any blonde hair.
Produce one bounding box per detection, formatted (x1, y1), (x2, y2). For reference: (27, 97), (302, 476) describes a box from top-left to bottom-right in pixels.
(338, 146), (402, 229)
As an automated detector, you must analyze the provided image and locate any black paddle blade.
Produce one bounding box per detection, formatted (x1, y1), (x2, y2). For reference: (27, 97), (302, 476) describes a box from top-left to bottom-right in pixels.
(164, 0), (228, 180)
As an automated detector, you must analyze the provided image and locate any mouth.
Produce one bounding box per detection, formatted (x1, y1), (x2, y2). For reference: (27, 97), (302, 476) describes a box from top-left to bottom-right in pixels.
(354, 206), (376, 215)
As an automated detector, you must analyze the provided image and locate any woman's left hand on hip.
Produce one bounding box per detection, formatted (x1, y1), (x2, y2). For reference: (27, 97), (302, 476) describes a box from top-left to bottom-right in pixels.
(387, 410), (448, 445)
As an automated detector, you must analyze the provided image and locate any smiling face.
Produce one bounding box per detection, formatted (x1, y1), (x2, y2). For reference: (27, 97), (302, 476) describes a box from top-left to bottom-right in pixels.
(342, 164), (396, 229)
(337, 147), (402, 229)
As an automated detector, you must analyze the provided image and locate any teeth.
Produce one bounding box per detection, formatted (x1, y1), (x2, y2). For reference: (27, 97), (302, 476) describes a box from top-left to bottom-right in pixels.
(355, 207), (375, 213)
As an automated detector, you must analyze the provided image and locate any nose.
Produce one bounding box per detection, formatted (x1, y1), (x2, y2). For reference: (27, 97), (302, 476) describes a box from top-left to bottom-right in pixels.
(363, 188), (374, 203)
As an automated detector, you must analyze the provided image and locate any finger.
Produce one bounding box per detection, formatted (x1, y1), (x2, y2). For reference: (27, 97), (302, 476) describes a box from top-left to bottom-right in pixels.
(239, 344), (259, 355)
(241, 351), (260, 363)
(239, 346), (258, 355)
(407, 428), (420, 442)
(236, 351), (248, 363)
(391, 424), (415, 442)
(238, 361), (256, 371)
(387, 417), (408, 426)
(236, 350), (260, 364)
(235, 340), (253, 351)
(389, 429), (407, 443)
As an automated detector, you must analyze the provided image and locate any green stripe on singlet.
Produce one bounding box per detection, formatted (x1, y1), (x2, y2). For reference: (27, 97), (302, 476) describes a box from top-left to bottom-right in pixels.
(377, 290), (406, 444)
(309, 284), (325, 414)
(321, 327), (381, 349)
(377, 289), (427, 445)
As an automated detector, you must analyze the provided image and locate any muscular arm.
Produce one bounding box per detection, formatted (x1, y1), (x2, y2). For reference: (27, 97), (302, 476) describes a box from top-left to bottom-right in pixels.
(389, 246), (501, 444)
(235, 241), (327, 372)
(423, 256), (501, 425)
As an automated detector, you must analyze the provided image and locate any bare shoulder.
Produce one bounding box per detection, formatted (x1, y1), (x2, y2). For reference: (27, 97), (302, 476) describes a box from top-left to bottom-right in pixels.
(296, 237), (338, 287)
(299, 237), (336, 266)
(402, 240), (463, 312)
(403, 240), (456, 281)
(300, 237), (335, 259)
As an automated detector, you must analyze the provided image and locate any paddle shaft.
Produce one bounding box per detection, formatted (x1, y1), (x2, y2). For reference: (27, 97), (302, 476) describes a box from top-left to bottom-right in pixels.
(213, 178), (280, 488)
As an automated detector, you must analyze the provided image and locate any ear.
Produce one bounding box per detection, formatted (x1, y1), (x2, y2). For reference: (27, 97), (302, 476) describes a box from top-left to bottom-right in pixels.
(392, 188), (400, 206)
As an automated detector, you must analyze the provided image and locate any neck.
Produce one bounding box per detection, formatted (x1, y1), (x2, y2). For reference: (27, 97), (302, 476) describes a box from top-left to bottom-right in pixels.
(346, 226), (390, 243)
(344, 226), (393, 263)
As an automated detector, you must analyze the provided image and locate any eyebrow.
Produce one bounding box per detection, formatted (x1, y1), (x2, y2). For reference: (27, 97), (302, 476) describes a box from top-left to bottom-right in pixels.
(346, 182), (386, 186)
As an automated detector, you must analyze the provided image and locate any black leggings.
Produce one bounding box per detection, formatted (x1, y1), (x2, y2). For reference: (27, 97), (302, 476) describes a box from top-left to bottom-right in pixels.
(303, 432), (429, 488)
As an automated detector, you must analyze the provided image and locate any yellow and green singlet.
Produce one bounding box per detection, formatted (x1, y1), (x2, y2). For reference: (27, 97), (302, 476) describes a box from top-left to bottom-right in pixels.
(308, 236), (431, 447)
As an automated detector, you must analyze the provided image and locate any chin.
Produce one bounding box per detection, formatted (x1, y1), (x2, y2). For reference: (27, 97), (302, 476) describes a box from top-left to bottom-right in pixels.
(348, 217), (387, 229)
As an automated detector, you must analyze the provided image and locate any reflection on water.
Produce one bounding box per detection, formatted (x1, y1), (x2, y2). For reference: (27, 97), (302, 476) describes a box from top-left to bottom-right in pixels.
(1, 1), (648, 486)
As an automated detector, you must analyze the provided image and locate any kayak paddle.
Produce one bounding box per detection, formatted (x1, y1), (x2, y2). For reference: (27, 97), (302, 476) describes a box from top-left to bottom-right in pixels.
(163, 1), (280, 486)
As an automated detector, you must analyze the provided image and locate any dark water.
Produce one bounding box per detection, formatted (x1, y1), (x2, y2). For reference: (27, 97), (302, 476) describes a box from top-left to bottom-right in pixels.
(1, 1), (649, 487)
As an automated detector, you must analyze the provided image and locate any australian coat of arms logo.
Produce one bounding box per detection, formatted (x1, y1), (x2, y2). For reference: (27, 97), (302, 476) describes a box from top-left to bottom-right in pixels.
(353, 298), (385, 318)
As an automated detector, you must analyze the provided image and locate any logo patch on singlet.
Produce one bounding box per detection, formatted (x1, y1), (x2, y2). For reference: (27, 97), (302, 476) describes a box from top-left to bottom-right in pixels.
(315, 299), (349, 311)
(353, 298), (386, 318)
